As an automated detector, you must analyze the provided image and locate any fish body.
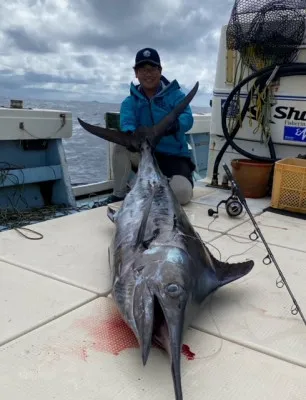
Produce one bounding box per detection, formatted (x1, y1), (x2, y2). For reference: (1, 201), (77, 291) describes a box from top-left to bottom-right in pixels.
(78, 82), (254, 399)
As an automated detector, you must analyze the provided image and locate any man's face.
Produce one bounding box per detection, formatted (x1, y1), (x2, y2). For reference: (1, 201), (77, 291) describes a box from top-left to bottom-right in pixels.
(135, 63), (162, 91)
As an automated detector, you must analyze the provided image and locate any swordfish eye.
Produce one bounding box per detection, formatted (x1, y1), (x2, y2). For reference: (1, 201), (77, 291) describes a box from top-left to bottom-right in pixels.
(165, 283), (184, 298)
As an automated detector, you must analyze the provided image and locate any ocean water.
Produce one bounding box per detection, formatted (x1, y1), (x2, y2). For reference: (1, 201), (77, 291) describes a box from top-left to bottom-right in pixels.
(0, 97), (209, 185)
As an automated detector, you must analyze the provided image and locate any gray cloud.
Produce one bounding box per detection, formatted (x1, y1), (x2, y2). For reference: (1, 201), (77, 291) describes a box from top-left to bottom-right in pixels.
(69, 0), (234, 54)
(23, 71), (94, 85)
(75, 55), (97, 68)
(81, 0), (142, 22)
(5, 27), (57, 53)
(0, 78), (22, 90)
(0, 69), (12, 75)
(0, 70), (94, 88)
(0, 0), (236, 103)
(0, 86), (73, 101)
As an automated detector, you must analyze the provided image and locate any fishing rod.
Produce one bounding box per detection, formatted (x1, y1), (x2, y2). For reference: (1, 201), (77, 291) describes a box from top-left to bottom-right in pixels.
(222, 163), (306, 327)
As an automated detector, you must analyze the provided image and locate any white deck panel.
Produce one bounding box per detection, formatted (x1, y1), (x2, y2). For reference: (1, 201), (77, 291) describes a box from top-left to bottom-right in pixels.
(0, 207), (115, 295)
(1, 192), (306, 400)
(228, 211), (306, 252)
(0, 204), (221, 298)
(183, 201), (249, 232)
(192, 187), (272, 215)
(0, 297), (305, 400)
(191, 184), (217, 200)
(191, 234), (306, 367)
(0, 260), (96, 346)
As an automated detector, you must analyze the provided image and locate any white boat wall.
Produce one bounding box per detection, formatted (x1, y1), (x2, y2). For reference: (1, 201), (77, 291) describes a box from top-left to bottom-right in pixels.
(0, 105), (76, 211)
(0, 104), (212, 215)
(207, 24), (306, 186)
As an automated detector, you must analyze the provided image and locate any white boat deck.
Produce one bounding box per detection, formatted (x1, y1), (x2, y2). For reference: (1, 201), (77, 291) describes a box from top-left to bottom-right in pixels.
(1, 185), (305, 400)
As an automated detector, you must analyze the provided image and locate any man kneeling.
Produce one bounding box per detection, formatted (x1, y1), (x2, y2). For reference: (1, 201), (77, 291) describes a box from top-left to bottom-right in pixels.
(100, 47), (195, 206)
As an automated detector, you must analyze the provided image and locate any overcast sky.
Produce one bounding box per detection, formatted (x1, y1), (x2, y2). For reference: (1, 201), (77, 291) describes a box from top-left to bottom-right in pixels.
(0, 0), (235, 106)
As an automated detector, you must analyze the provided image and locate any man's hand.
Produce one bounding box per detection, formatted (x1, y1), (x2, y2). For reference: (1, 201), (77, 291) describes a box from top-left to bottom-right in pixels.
(125, 130), (140, 152)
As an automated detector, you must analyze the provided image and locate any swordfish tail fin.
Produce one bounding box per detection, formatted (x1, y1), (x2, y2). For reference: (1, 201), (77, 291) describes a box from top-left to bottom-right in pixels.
(77, 81), (199, 151)
(152, 81), (199, 141)
(77, 118), (139, 148)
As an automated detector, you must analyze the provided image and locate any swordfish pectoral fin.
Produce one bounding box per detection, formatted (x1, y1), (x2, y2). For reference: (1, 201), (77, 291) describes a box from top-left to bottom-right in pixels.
(196, 255), (254, 303)
(195, 231), (254, 287)
(195, 235), (255, 302)
(212, 256), (254, 286)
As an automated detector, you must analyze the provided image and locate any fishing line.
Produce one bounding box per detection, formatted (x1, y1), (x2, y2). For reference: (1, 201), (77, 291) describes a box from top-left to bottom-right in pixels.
(190, 293), (225, 361)
(14, 227), (44, 240)
(223, 163), (306, 326)
(206, 210), (259, 245)
(207, 215), (218, 231)
(205, 210), (261, 263)
(225, 242), (258, 263)
(224, 231), (255, 245)
(204, 241), (222, 261)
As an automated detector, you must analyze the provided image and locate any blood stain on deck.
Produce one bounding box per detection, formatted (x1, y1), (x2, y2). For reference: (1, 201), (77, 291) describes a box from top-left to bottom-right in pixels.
(182, 344), (196, 360)
(75, 307), (196, 361)
(42, 303), (196, 364)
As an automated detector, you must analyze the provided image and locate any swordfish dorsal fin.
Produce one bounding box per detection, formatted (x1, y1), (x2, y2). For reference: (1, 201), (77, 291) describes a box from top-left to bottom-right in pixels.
(77, 81), (199, 151)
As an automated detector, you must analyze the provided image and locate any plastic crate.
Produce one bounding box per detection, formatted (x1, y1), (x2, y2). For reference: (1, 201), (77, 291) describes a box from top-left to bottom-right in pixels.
(271, 157), (306, 214)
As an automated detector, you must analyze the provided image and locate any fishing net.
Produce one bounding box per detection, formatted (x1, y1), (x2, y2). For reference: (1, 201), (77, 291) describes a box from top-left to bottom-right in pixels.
(226, 0), (306, 70)
(223, 1), (306, 145)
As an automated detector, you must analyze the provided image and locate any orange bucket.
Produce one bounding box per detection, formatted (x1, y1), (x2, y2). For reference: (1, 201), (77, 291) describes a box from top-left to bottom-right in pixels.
(231, 158), (274, 198)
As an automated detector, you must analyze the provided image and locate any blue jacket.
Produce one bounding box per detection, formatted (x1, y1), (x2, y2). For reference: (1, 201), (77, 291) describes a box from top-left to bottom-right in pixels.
(119, 76), (194, 157)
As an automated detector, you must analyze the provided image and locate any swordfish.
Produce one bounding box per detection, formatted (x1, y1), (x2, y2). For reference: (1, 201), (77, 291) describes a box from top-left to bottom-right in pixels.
(78, 82), (254, 400)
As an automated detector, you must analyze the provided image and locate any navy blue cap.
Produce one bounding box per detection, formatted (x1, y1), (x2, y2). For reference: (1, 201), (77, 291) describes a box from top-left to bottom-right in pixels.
(134, 48), (161, 68)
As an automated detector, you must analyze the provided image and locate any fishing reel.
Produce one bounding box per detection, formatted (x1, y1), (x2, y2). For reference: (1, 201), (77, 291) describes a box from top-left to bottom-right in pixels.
(208, 193), (243, 218)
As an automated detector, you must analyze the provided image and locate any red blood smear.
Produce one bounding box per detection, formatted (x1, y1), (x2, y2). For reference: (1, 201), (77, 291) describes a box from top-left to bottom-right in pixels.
(181, 344), (196, 360)
(76, 312), (195, 360)
(76, 314), (139, 356)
